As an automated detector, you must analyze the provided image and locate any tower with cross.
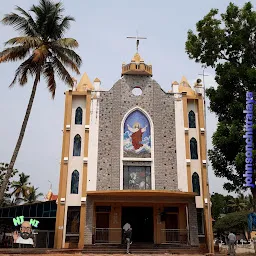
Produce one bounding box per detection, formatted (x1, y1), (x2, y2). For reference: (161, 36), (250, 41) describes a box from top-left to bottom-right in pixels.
(122, 33), (152, 77)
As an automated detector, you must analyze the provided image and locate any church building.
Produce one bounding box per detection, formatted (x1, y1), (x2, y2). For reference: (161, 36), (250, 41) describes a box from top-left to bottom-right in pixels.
(54, 47), (213, 252)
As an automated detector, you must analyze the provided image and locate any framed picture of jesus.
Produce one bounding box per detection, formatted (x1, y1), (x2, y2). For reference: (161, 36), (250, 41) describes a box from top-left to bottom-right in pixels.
(123, 110), (151, 158)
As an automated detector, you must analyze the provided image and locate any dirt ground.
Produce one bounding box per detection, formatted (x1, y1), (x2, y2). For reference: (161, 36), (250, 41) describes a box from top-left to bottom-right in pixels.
(9, 254), (254, 256)
(0, 254), (208, 256)
(2, 254), (256, 256)
(7, 253), (256, 256)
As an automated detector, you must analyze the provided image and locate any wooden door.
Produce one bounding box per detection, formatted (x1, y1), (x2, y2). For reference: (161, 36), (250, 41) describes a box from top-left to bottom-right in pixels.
(96, 213), (109, 243)
(165, 214), (179, 243)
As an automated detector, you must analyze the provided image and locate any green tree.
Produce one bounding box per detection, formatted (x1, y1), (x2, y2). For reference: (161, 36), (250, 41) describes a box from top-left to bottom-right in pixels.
(211, 193), (238, 220)
(211, 193), (227, 220)
(0, 0), (81, 204)
(24, 186), (43, 203)
(0, 163), (18, 206)
(185, 2), (256, 204)
(228, 194), (247, 212)
(245, 194), (256, 211)
(224, 195), (235, 214)
(214, 211), (249, 235)
(11, 172), (31, 202)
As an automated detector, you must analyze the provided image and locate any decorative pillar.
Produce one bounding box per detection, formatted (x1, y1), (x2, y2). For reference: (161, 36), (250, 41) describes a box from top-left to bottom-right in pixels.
(188, 200), (199, 246)
(197, 96), (214, 253)
(78, 91), (91, 248)
(182, 95), (192, 191)
(54, 91), (72, 249)
(84, 197), (94, 244)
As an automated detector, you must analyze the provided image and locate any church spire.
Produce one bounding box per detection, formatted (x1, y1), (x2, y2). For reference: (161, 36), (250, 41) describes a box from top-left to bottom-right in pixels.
(76, 72), (94, 91)
(121, 53), (152, 77)
(127, 31), (147, 53)
(122, 33), (152, 77)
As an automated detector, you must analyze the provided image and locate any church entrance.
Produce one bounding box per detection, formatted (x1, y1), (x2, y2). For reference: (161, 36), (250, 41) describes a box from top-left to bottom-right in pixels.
(122, 207), (153, 243)
(165, 213), (179, 242)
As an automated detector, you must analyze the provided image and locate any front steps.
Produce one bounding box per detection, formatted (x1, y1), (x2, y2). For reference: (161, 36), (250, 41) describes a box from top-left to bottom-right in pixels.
(83, 243), (206, 254)
(0, 244), (207, 255)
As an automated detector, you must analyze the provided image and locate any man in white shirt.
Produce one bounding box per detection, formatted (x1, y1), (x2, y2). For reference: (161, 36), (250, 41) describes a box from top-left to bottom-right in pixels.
(123, 222), (132, 254)
(123, 222), (131, 232)
(13, 221), (34, 247)
(227, 231), (236, 255)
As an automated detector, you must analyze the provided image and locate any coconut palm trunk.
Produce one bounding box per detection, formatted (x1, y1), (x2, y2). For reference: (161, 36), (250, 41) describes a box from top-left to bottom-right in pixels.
(0, 72), (40, 204)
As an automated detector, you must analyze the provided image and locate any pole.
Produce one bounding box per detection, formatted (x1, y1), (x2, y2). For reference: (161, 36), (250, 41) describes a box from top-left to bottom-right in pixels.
(199, 70), (213, 254)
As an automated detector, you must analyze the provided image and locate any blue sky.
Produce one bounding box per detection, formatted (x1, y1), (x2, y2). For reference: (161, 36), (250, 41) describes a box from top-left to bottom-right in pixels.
(0, 0), (249, 196)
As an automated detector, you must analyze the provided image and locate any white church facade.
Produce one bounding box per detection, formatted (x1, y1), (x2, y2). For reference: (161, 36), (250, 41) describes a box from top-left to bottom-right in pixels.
(54, 51), (213, 252)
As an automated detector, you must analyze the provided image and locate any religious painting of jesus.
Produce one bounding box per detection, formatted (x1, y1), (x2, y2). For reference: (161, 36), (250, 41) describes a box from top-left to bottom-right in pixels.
(123, 110), (151, 158)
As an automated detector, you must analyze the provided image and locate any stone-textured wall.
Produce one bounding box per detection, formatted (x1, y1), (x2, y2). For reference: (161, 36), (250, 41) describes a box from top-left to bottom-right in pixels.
(84, 196), (94, 244)
(97, 75), (177, 191)
(188, 200), (199, 246)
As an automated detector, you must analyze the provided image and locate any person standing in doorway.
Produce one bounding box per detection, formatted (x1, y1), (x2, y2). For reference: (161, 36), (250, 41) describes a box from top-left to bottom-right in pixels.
(123, 222), (132, 254)
(227, 231), (236, 255)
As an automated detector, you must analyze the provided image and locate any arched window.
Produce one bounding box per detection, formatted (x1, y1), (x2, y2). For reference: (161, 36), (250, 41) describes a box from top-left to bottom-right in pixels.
(190, 137), (198, 159)
(73, 134), (81, 156)
(123, 109), (151, 158)
(75, 107), (83, 125)
(188, 110), (196, 128)
(192, 172), (200, 195)
(71, 170), (79, 194)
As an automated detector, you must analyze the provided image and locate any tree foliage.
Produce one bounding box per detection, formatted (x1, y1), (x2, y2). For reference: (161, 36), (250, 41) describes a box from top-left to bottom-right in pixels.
(211, 193), (245, 220)
(0, 163), (43, 206)
(0, 0), (81, 95)
(211, 193), (234, 220)
(24, 186), (43, 203)
(228, 193), (248, 212)
(11, 172), (31, 199)
(185, 2), (256, 195)
(0, 163), (18, 206)
(214, 211), (249, 234)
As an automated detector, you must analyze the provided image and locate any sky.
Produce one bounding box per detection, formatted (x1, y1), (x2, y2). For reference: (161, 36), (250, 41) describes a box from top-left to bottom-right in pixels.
(0, 0), (249, 196)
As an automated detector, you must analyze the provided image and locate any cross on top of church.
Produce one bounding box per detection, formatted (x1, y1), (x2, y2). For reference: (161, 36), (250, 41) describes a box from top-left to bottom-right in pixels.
(127, 31), (147, 53)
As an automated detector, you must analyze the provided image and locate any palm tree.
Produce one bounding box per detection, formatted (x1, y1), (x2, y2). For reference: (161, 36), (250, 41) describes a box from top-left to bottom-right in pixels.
(24, 186), (43, 203)
(245, 194), (255, 211)
(0, 0), (81, 203)
(228, 194), (247, 212)
(11, 172), (30, 200)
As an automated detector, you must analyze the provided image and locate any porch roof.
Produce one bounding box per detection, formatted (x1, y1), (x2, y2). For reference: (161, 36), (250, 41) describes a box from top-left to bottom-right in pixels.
(86, 190), (197, 198)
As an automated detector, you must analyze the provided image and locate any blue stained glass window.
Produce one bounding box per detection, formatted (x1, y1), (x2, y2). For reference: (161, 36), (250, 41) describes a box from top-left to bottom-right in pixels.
(73, 134), (81, 156)
(192, 172), (200, 196)
(75, 107), (83, 125)
(188, 110), (196, 128)
(71, 170), (79, 194)
(190, 137), (198, 159)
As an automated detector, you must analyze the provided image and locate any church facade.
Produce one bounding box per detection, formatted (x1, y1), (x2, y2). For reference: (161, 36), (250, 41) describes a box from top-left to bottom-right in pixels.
(54, 52), (213, 252)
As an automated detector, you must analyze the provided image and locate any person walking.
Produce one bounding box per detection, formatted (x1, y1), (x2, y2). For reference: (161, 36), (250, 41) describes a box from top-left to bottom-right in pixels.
(123, 222), (132, 254)
(227, 231), (236, 255)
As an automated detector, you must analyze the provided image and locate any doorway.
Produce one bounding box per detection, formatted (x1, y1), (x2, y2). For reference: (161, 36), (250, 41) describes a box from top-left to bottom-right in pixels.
(165, 213), (179, 242)
(96, 212), (109, 243)
(122, 207), (153, 243)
